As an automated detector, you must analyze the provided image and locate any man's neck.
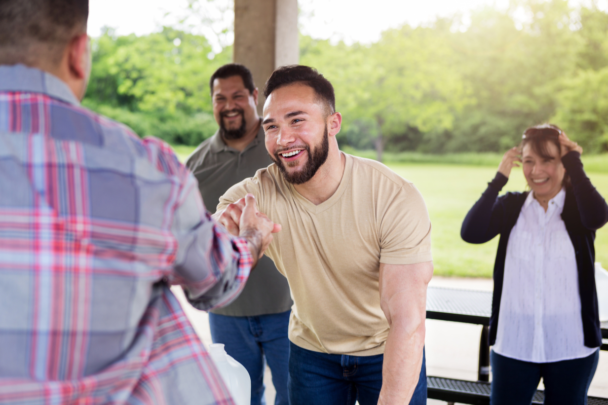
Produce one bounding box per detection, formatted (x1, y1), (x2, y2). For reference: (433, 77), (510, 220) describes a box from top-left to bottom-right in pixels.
(223, 118), (261, 152)
(293, 146), (346, 206)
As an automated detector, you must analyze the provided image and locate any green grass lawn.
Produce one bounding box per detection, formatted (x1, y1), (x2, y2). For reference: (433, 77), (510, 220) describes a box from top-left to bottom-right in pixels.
(173, 145), (608, 278)
(391, 164), (608, 278)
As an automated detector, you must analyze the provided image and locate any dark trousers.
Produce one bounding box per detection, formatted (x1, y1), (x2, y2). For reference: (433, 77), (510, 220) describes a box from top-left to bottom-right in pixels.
(288, 342), (427, 405)
(490, 349), (599, 405)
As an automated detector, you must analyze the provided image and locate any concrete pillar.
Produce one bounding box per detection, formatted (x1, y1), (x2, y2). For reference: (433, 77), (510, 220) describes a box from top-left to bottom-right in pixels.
(234, 0), (299, 113)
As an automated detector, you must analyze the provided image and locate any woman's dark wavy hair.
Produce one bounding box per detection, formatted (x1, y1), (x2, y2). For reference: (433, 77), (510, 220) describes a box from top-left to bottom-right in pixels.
(519, 123), (571, 188)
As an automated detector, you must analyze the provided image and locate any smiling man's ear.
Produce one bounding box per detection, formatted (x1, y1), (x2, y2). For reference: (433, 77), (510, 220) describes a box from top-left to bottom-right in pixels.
(328, 112), (342, 138)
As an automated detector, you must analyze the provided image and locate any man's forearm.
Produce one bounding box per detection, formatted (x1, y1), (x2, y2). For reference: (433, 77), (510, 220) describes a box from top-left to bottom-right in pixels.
(241, 228), (262, 268)
(378, 320), (425, 404)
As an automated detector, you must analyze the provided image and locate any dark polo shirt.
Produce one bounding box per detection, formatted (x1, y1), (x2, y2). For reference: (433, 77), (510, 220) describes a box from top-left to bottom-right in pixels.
(186, 124), (293, 316)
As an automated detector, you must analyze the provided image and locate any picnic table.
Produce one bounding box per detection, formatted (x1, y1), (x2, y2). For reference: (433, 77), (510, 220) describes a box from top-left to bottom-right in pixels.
(425, 286), (608, 405)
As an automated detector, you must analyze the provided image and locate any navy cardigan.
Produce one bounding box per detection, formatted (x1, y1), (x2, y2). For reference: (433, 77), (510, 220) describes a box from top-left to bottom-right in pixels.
(461, 152), (608, 348)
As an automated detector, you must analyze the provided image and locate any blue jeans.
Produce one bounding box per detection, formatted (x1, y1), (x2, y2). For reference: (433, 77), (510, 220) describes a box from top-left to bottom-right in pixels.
(490, 349), (600, 405)
(288, 342), (427, 405)
(209, 310), (291, 405)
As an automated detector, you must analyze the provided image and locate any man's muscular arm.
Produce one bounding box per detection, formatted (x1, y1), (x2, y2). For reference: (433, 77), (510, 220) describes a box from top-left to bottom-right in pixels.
(378, 261), (433, 404)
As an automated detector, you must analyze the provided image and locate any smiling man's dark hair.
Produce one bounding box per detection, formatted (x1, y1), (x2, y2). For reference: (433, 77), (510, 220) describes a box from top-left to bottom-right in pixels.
(0, 0), (89, 67)
(209, 63), (255, 96)
(264, 65), (335, 115)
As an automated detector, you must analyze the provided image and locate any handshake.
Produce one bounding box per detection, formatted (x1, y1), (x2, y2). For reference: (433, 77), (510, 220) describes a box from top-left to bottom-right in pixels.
(213, 194), (281, 267)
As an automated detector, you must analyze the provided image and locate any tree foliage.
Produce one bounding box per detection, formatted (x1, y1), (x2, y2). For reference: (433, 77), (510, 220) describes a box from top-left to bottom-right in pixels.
(83, 0), (608, 153)
(301, 0), (608, 157)
(84, 27), (229, 145)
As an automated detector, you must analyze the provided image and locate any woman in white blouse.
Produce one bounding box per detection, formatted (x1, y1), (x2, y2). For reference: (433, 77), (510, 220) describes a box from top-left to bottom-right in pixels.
(461, 124), (608, 405)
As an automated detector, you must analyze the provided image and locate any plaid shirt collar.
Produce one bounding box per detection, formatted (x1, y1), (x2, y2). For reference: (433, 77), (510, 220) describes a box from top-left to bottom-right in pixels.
(0, 64), (80, 106)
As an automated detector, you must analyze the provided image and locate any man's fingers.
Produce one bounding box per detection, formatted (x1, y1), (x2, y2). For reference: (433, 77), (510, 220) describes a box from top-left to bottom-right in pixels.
(218, 212), (240, 236)
(242, 194), (258, 218)
(224, 220), (240, 236)
(244, 193), (257, 209)
(226, 203), (243, 226)
(254, 210), (281, 233)
(235, 197), (247, 209)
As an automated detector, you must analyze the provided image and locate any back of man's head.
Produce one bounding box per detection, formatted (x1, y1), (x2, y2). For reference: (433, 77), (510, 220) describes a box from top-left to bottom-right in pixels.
(264, 65), (336, 115)
(0, 0), (89, 68)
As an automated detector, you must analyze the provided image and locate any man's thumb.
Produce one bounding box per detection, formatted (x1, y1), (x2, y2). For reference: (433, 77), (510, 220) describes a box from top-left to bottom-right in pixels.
(242, 194), (257, 216)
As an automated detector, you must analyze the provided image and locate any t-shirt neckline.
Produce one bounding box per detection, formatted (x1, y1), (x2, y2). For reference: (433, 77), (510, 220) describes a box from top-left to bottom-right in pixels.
(286, 152), (352, 215)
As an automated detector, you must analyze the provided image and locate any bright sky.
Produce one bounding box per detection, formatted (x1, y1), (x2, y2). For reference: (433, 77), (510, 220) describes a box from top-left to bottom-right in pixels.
(89, 0), (507, 44)
(88, 0), (607, 47)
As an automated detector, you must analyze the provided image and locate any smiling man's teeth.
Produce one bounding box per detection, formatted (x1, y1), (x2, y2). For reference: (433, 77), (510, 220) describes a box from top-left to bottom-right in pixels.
(282, 150), (301, 158)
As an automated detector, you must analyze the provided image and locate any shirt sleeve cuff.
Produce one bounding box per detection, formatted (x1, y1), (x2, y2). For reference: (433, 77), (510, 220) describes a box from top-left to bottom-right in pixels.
(489, 172), (509, 191)
(209, 237), (253, 308)
(380, 252), (433, 265)
(561, 151), (583, 171)
(233, 237), (254, 279)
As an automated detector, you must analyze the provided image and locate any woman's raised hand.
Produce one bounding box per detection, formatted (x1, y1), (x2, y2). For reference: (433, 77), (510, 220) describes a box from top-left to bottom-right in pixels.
(498, 147), (522, 178)
(559, 132), (583, 157)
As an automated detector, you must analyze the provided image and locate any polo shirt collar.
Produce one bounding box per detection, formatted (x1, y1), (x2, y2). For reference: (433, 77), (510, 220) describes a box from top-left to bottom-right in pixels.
(209, 120), (264, 153)
(0, 64), (80, 106)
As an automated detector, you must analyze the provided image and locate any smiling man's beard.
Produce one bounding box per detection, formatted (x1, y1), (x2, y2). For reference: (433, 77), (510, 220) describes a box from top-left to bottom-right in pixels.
(220, 109), (247, 140)
(272, 125), (329, 185)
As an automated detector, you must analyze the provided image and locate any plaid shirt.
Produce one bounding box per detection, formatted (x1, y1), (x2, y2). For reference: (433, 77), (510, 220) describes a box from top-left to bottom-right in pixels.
(0, 65), (253, 405)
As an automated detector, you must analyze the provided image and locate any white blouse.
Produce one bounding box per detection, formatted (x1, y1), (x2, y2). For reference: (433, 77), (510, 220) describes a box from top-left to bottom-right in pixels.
(493, 188), (599, 363)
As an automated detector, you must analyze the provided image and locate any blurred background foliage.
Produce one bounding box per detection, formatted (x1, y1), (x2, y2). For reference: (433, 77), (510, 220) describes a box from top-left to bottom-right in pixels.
(84, 0), (608, 158)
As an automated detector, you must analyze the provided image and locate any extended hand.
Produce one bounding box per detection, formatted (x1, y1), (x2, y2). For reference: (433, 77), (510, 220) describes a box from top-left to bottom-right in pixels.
(239, 194), (281, 260)
(559, 132), (583, 157)
(214, 197), (247, 236)
(214, 195), (281, 263)
(498, 147), (521, 178)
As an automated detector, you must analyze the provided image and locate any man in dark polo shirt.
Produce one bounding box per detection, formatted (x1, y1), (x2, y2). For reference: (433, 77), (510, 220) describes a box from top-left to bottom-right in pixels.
(186, 64), (292, 405)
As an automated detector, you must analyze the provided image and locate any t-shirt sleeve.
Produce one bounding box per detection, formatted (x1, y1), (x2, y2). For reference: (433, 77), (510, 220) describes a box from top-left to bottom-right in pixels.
(379, 183), (432, 265)
(217, 175), (263, 213)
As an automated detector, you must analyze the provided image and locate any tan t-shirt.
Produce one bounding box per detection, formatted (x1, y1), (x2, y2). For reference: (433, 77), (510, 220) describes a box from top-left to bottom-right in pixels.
(218, 153), (432, 356)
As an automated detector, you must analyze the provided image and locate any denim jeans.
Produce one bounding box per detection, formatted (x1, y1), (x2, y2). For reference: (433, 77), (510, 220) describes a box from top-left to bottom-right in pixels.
(288, 342), (427, 405)
(490, 349), (600, 405)
(209, 310), (291, 405)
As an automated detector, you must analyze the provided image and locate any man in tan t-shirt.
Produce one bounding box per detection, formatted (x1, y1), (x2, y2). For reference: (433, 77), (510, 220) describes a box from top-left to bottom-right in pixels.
(215, 65), (433, 405)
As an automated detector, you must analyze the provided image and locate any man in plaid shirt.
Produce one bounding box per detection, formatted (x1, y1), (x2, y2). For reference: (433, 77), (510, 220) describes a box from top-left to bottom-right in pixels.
(0, 1), (280, 404)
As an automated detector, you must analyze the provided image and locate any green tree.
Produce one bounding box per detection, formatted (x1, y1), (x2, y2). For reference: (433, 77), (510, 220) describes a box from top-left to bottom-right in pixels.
(301, 24), (471, 161)
(445, 0), (581, 152)
(576, 3), (608, 71)
(553, 67), (608, 152)
(84, 27), (230, 145)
